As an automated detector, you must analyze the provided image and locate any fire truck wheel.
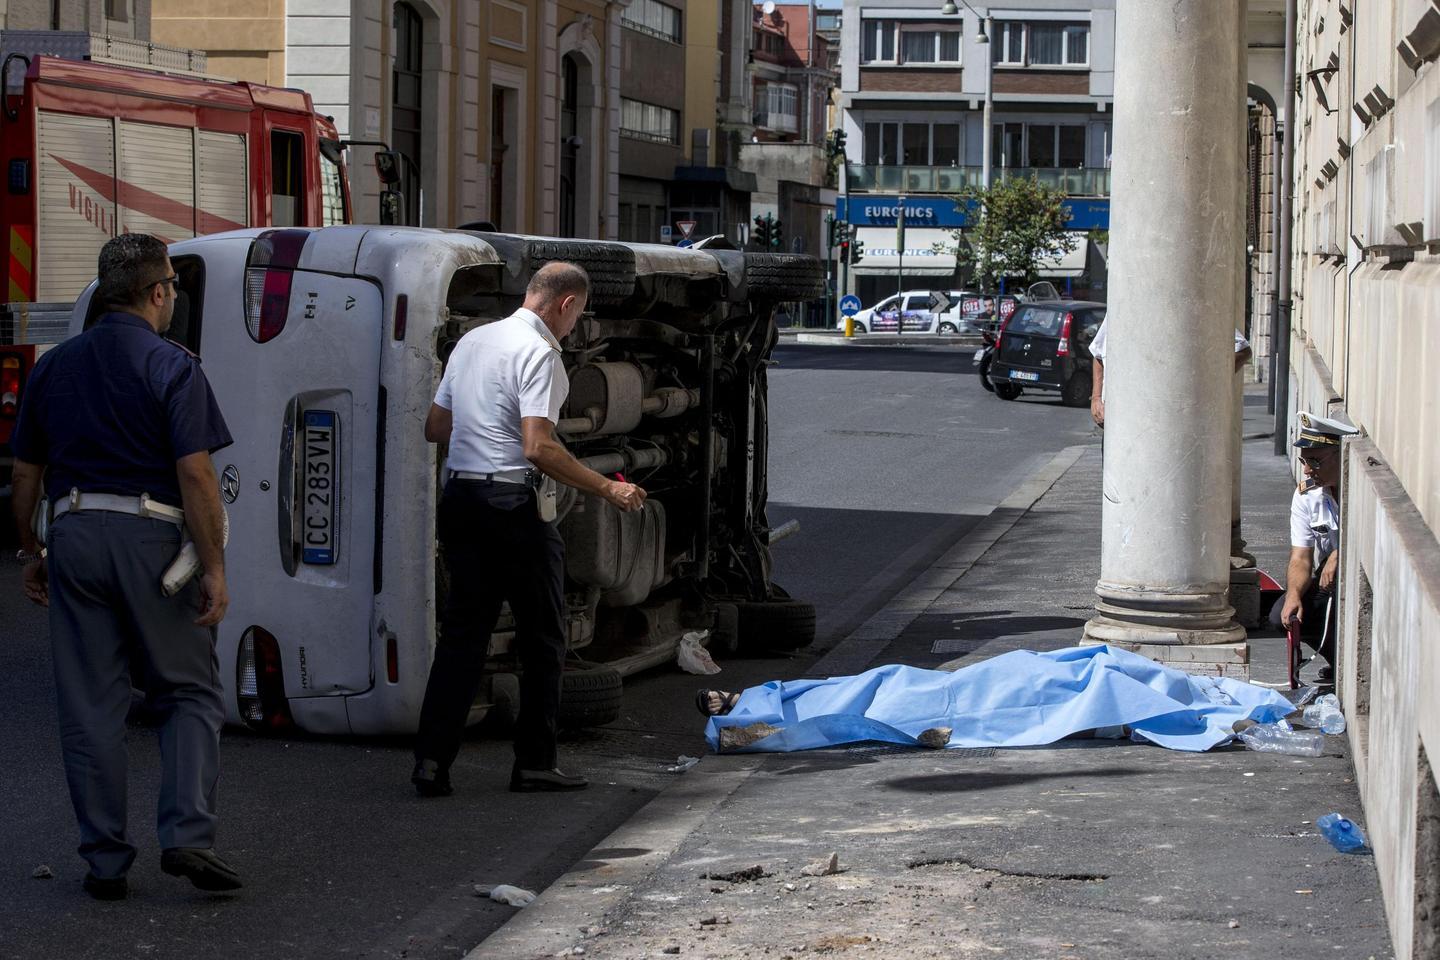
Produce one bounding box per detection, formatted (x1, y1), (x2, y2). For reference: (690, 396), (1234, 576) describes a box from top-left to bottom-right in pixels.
(558, 662), (624, 728)
(526, 240), (637, 306)
(743, 253), (827, 302)
(734, 597), (816, 653)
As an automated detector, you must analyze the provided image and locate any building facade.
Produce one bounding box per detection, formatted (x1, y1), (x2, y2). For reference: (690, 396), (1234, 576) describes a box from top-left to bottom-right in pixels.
(153, 0), (627, 236)
(1286, 2), (1440, 956)
(836, 0), (1115, 304)
(739, 1), (839, 264)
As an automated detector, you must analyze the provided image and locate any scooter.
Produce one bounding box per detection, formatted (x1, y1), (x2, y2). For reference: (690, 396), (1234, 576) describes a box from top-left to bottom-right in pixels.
(973, 313), (998, 392)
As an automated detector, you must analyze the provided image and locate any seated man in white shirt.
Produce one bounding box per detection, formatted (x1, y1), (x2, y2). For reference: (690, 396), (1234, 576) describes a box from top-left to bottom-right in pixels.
(1268, 412), (1357, 684)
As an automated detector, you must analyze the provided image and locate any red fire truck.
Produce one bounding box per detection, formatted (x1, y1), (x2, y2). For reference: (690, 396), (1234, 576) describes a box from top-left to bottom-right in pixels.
(1, 53), (353, 492)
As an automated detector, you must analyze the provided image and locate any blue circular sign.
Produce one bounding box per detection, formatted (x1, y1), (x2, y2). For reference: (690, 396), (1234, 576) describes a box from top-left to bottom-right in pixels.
(839, 295), (862, 317)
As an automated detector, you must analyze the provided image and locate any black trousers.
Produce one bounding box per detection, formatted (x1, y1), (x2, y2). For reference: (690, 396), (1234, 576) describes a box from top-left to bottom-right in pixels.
(414, 479), (567, 772)
(1267, 566), (1337, 667)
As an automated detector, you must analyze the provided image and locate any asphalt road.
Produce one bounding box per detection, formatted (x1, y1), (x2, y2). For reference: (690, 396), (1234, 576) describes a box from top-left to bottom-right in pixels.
(0, 344), (1095, 960)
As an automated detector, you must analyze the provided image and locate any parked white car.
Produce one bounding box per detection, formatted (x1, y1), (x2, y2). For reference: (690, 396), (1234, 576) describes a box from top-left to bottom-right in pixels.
(69, 227), (824, 735)
(843, 289), (975, 335)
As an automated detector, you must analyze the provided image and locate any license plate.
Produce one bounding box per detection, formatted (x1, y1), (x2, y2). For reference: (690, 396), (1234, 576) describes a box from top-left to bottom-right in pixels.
(1010, 370), (1040, 382)
(302, 409), (338, 565)
(973, 348), (986, 361)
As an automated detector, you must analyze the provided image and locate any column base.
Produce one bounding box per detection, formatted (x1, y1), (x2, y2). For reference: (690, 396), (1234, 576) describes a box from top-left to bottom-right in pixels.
(1080, 638), (1251, 681)
(1085, 581), (1246, 646)
(1228, 567), (1262, 629)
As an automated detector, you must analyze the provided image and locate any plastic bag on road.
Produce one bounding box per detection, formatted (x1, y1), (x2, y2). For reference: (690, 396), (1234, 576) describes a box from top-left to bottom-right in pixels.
(476, 884), (537, 907)
(677, 631), (721, 675)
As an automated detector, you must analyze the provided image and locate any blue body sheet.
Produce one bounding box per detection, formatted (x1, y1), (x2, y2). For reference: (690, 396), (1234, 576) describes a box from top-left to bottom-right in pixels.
(704, 645), (1295, 753)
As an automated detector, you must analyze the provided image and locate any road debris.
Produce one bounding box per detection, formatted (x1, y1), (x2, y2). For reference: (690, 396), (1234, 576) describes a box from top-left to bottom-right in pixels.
(917, 727), (952, 749)
(475, 884), (537, 907)
(800, 852), (844, 877)
(701, 865), (769, 884)
(31, 865), (53, 880)
(665, 755), (700, 774)
(677, 631), (721, 675)
(1228, 919), (1241, 928)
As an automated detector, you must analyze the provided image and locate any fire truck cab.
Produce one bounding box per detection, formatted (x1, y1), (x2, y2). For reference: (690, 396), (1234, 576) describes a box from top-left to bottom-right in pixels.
(0, 53), (351, 492)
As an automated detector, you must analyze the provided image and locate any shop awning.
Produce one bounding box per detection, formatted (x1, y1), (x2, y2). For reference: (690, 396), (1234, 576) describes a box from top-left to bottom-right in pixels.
(1034, 241), (1091, 278)
(850, 226), (957, 276)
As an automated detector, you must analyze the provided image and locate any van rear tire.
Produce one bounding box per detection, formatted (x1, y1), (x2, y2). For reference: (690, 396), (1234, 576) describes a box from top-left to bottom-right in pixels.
(558, 663), (624, 728)
(744, 253), (826, 301)
(527, 240), (637, 306)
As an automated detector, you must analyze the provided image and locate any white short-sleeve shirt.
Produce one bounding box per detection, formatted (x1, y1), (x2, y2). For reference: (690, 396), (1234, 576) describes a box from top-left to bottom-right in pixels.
(1290, 485), (1339, 564)
(433, 308), (569, 474)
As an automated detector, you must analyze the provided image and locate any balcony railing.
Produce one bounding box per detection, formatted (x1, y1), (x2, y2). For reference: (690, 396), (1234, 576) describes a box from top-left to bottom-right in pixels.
(754, 111), (799, 133)
(845, 164), (1111, 196)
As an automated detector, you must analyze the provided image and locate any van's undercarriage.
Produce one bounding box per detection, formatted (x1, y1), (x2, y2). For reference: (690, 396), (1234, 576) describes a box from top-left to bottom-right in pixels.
(435, 235), (825, 727)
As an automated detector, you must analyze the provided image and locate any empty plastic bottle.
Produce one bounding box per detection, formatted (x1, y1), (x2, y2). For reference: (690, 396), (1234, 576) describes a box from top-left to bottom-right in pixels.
(1303, 693), (1346, 735)
(1317, 812), (1368, 853)
(1236, 723), (1325, 757)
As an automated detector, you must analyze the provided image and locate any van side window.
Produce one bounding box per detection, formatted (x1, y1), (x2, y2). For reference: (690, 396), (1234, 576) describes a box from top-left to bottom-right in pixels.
(271, 130), (304, 226)
(81, 255), (204, 355)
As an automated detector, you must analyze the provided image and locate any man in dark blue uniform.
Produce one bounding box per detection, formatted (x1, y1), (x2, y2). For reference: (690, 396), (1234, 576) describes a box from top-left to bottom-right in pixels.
(10, 234), (241, 900)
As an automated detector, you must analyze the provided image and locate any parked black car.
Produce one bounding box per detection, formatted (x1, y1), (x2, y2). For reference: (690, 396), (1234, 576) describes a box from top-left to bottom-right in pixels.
(988, 300), (1106, 406)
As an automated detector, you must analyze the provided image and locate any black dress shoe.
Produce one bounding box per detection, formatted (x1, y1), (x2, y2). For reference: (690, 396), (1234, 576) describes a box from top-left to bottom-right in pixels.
(82, 873), (129, 901)
(411, 759), (453, 797)
(510, 766), (588, 792)
(160, 848), (243, 891)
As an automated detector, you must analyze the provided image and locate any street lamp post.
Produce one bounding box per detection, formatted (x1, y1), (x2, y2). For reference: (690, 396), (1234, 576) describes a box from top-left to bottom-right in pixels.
(940, 1), (992, 188)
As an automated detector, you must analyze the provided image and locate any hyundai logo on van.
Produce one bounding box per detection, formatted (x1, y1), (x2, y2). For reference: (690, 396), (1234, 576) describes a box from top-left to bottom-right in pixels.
(221, 464), (241, 503)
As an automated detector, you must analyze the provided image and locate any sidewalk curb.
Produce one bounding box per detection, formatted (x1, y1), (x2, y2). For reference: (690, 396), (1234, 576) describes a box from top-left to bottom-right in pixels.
(463, 758), (761, 959)
(462, 443), (1090, 959)
(806, 443), (1090, 677)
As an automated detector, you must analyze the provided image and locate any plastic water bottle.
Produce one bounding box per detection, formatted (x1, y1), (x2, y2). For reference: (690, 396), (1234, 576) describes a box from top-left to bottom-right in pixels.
(1303, 694), (1346, 735)
(1236, 723), (1325, 757)
(1317, 812), (1368, 853)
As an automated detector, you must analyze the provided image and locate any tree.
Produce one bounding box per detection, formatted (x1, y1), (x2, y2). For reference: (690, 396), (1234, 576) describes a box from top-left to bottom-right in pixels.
(932, 176), (1078, 293)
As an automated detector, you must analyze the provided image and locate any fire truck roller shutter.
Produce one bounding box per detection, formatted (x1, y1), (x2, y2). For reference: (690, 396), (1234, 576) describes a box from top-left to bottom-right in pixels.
(197, 132), (249, 235)
(117, 121), (196, 242)
(36, 112), (117, 302)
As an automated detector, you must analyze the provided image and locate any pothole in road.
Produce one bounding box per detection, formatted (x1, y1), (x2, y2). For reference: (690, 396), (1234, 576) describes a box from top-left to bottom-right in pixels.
(908, 855), (1108, 884)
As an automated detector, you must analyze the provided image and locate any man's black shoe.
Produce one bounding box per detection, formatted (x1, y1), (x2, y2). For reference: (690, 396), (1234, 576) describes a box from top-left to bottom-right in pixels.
(160, 848), (243, 892)
(82, 873), (129, 901)
(1317, 664), (1336, 686)
(411, 759), (453, 797)
(510, 767), (588, 792)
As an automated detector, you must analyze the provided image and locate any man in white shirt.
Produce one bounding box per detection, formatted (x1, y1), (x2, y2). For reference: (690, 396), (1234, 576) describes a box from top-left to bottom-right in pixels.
(1088, 318), (1252, 427)
(412, 262), (646, 796)
(1268, 411), (1356, 684)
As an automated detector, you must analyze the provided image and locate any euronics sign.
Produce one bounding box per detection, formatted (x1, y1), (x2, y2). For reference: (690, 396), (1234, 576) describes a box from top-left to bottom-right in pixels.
(836, 195), (1109, 231)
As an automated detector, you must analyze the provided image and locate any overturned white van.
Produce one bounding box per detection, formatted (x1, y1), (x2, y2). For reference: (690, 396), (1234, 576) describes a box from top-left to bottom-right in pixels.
(70, 227), (824, 735)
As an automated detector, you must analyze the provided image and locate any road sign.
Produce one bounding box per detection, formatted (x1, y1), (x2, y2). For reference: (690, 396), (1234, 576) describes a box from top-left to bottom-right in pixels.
(677, 239), (693, 248)
(677, 219), (697, 240)
(839, 295), (861, 317)
(930, 291), (954, 314)
(659, 225), (673, 243)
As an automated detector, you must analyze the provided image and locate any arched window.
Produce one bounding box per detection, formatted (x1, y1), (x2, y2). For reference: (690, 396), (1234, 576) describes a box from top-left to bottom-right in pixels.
(392, 2), (424, 226)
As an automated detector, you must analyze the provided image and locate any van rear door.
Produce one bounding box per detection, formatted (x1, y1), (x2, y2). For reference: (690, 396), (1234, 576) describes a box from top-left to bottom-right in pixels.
(202, 232), (383, 703)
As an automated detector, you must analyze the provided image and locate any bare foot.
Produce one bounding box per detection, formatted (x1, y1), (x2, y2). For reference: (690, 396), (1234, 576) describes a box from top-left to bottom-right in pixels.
(696, 689), (740, 717)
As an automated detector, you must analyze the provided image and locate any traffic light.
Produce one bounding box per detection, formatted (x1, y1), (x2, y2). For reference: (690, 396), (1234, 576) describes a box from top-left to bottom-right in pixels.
(848, 224), (864, 264)
(839, 234), (850, 263)
(826, 129), (847, 162)
(752, 213), (782, 249)
(825, 212), (837, 248)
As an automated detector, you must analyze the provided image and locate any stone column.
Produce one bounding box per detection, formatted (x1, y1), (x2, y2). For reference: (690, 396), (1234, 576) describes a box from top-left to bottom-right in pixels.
(1083, 0), (1247, 652)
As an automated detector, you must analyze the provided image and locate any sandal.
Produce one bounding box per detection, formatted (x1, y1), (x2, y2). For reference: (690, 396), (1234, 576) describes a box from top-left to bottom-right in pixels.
(695, 689), (739, 717)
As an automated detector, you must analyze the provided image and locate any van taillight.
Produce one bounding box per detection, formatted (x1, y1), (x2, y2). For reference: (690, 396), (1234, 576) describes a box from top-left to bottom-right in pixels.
(0, 354), (21, 418)
(244, 229), (310, 344)
(236, 626), (294, 732)
(1057, 313), (1073, 356)
(393, 294), (408, 341)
